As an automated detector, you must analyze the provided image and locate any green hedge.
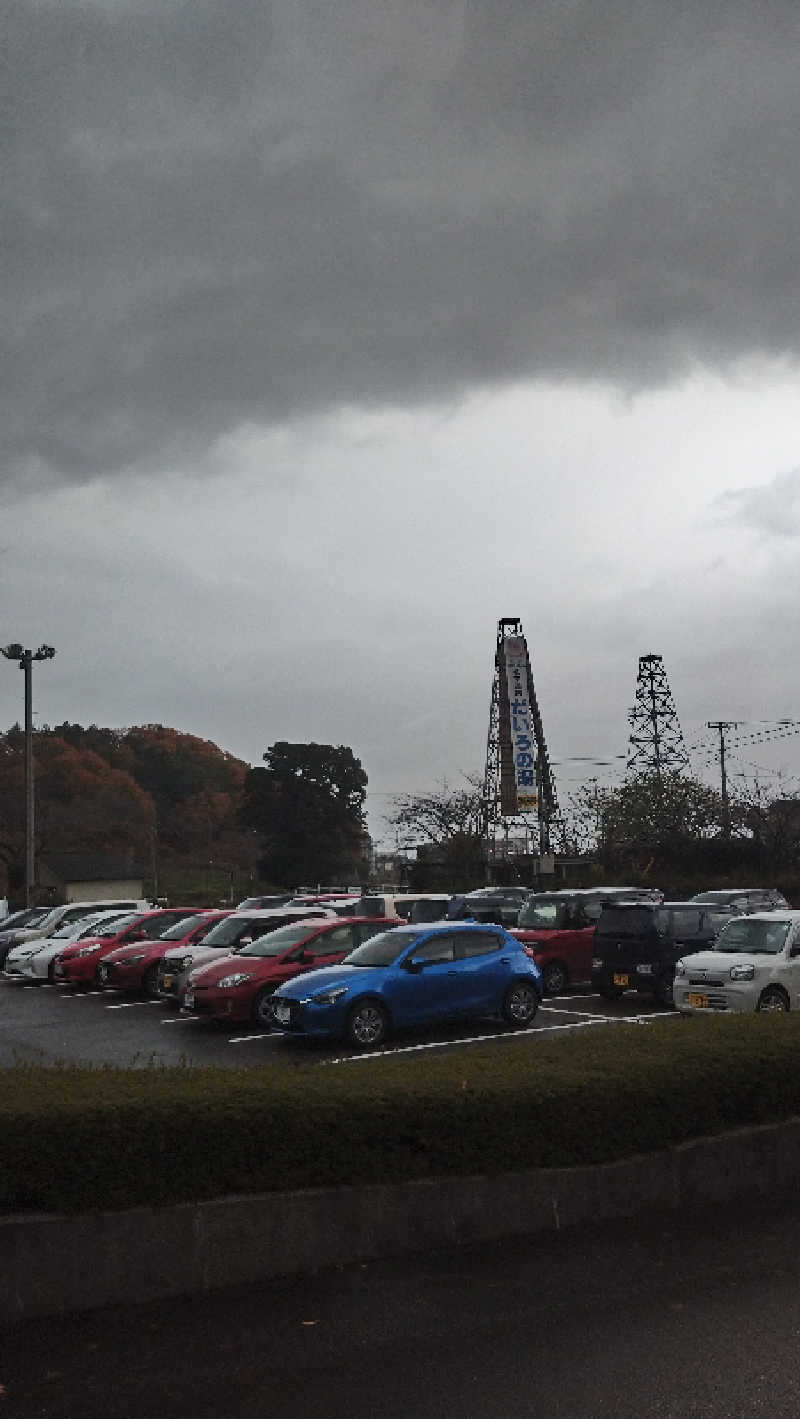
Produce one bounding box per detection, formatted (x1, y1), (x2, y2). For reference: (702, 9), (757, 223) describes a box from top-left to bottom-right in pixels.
(3, 1014), (800, 1213)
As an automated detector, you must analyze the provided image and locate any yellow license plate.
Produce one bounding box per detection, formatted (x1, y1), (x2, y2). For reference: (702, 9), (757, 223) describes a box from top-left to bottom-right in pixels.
(688, 992), (709, 1009)
(162, 974), (173, 990)
(613, 973), (629, 987)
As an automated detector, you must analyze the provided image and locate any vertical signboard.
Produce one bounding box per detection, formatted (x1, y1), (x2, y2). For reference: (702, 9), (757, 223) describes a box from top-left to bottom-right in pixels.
(503, 636), (539, 811)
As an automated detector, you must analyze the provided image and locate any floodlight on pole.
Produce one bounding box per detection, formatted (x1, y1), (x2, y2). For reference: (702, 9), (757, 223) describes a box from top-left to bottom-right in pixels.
(1, 643), (56, 906)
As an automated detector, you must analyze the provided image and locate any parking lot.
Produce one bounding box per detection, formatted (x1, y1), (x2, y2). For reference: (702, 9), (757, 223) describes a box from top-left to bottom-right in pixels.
(0, 977), (677, 1070)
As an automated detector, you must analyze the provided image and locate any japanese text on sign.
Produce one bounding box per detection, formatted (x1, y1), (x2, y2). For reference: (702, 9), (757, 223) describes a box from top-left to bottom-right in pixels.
(504, 636), (539, 810)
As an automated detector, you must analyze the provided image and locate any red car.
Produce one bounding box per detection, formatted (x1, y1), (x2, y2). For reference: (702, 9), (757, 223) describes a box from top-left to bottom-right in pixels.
(182, 916), (401, 1027)
(54, 909), (206, 985)
(96, 911), (231, 996)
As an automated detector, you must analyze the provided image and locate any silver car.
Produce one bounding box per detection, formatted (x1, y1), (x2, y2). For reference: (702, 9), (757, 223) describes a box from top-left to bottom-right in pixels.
(674, 911), (800, 1013)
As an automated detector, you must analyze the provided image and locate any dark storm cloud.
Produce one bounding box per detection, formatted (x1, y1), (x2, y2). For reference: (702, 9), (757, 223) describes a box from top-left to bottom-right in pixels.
(5, 0), (800, 482)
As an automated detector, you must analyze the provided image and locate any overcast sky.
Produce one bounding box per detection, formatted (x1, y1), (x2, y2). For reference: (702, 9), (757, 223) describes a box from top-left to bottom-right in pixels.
(4, 0), (800, 844)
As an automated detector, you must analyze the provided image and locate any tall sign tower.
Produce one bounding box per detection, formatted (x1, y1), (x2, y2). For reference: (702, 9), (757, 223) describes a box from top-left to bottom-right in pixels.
(483, 617), (559, 866)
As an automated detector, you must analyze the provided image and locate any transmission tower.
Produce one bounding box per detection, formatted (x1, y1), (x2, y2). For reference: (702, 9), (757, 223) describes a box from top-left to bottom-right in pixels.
(626, 653), (689, 779)
(483, 618), (561, 869)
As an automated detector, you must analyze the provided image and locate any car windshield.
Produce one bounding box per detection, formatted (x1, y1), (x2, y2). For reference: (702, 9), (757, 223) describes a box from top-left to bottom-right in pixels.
(716, 918), (792, 954)
(596, 907), (656, 937)
(92, 913), (140, 938)
(52, 916), (102, 939)
(692, 892), (748, 908)
(159, 914), (212, 942)
(198, 916), (265, 947)
(517, 898), (567, 928)
(342, 930), (412, 967)
(236, 925), (318, 957)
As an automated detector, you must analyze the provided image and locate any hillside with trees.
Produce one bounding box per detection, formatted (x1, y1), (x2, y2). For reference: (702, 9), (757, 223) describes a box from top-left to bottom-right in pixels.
(0, 723), (257, 902)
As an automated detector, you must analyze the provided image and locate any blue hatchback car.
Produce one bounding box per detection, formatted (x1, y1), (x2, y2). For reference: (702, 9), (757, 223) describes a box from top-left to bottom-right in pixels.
(270, 921), (542, 1047)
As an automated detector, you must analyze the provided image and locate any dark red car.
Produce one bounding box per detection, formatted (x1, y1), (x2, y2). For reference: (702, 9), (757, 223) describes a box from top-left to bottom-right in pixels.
(96, 911), (231, 996)
(182, 916), (401, 1027)
(54, 909), (207, 985)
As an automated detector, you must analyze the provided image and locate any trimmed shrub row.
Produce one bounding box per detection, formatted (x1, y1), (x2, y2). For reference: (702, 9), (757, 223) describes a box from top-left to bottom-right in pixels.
(3, 1014), (800, 1213)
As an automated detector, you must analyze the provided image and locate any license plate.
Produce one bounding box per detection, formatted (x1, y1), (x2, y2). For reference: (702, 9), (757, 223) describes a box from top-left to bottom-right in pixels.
(689, 992), (709, 1009)
(273, 1001), (291, 1024)
(183, 991), (194, 1009)
(161, 974), (173, 990)
(613, 973), (629, 987)
(98, 965), (109, 981)
(54, 964), (64, 977)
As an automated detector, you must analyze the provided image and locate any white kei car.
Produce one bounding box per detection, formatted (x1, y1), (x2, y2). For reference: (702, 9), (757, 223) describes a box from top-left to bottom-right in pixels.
(674, 911), (800, 1014)
(4, 910), (135, 982)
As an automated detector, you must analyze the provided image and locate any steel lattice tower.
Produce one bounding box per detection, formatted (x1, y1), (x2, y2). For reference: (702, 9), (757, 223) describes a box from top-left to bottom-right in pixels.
(626, 653), (689, 779)
(483, 618), (561, 862)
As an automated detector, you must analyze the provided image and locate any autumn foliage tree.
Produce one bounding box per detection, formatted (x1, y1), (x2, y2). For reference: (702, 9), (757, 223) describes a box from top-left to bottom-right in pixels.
(0, 723), (255, 896)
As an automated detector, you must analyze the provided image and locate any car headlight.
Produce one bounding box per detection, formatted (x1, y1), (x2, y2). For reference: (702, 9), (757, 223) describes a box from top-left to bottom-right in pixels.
(75, 945), (102, 957)
(636, 963), (653, 975)
(216, 972), (255, 988)
(674, 961), (686, 976)
(304, 986), (349, 1006)
(119, 954), (145, 965)
(729, 964), (755, 980)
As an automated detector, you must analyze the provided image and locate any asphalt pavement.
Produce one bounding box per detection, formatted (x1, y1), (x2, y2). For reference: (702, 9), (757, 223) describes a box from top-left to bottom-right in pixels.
(4, 1194), (800, 1418)
(0, 976), (675, 1070)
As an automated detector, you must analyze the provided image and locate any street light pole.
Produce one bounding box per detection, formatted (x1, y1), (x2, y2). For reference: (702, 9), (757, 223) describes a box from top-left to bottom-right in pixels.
(1, 643), (56, 906)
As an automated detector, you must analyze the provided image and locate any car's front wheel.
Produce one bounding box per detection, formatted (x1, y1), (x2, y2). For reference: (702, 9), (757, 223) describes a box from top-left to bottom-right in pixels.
(653, 975), (675, 1008)
(541, 960), (568, 995)
(252, 987), (275, 1028)
(142, 965), (161, 999)
(345, 1000), (389, 1048)
(501, 980), (539, 1027)
(757, 986), (790, 1012)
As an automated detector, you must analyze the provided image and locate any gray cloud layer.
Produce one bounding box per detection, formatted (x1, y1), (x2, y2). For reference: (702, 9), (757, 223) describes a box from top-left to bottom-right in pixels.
(5, 0), (800, 482)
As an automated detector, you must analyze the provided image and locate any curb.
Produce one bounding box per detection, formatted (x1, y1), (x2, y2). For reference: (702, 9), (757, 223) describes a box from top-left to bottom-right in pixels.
(3, 1117), (800, 1325)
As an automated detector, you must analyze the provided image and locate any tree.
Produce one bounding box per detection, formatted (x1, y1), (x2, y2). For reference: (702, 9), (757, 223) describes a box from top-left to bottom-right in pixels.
(240, 742), (368, 887)
(387, 776), (485, 888)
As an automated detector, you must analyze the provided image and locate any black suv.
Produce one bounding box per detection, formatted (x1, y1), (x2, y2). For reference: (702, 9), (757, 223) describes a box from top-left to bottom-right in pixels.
(591, 901), (721, 1007)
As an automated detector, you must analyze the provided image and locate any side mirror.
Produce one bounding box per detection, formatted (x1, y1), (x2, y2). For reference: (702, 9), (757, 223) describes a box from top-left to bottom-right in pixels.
(403, 958), (424, 974)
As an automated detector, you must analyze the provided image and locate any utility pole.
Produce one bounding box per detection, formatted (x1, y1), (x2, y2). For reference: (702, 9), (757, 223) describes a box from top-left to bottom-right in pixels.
(1, 643), (56, 907)
(707, 720), (739, 838)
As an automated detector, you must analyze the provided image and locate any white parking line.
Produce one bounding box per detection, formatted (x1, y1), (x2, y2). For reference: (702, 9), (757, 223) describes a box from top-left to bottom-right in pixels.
(539, 1004), (615, 1020)
(228, 1033), (279, 1044)
(105, 1000), (164, 1010)
(322, 1008), (679, 1064)
(59, 989), (106, 996)
(161, 1016), (200, 1025)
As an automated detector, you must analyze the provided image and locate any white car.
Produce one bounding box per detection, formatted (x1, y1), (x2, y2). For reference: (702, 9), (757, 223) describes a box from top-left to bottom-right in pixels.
(674, 910), (800, 1014)
(5, 911), (136, 982)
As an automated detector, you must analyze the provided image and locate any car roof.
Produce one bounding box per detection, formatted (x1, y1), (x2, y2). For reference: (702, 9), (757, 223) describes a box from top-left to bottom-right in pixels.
(729, 910), (800, 921)
(229, 906), (335, 919)
(381, 920), (508, 935)
(533, 887), (658, 898)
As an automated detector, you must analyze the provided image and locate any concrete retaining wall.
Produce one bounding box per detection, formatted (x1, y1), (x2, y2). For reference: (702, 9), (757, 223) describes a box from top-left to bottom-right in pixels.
(3, 1117), (800, 1325)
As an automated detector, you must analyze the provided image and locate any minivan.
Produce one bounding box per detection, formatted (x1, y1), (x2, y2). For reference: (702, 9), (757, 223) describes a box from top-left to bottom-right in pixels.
(591, 901), (720, 1006)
